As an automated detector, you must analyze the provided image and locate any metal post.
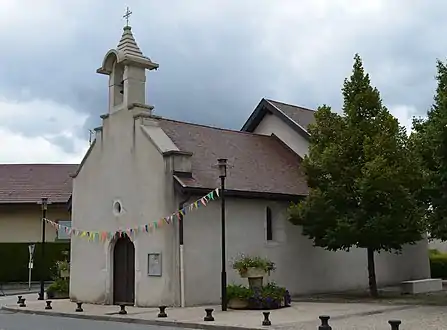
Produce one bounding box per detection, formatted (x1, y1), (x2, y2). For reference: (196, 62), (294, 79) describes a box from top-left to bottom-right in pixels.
(38, 198), (48, 300)
(221, 175), (227, 311)
(28, 265), (32, 291)
(217, 158), (228, 312)
(28, 244), (35, 291)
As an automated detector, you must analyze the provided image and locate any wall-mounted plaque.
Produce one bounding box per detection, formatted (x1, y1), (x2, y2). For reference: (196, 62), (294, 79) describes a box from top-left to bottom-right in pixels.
(148, 253), (162, 276)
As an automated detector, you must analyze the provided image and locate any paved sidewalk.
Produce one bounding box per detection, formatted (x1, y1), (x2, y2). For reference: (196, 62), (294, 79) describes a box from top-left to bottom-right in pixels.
(0, 282), (50, 296)
(1, 299), (420, 330)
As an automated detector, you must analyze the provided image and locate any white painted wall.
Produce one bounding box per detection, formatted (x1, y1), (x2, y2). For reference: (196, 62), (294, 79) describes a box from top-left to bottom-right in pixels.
(182, 197), (430, 306)
(70, 108), (178, 307)
(253, 112), (309, 158)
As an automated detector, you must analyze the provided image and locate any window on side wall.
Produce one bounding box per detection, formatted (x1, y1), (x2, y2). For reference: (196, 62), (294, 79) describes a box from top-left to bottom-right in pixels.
(56, 220), (71, 241)
(266, 206), (273, 241)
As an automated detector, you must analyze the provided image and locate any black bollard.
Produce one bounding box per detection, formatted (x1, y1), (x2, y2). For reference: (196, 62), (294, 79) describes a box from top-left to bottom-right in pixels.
(19, 298), (26, 308)
(262, 312), (271, 326)
(45, 300), (52, 310)
(318, 315), (332, 330)
(158, 306), (167, 318)
(17, 295), (22, 304)
(204, 308), (214, 321)
(119, 304), (127, 315)
(75, 302), (83, 312)
(388, 320), (401, 330)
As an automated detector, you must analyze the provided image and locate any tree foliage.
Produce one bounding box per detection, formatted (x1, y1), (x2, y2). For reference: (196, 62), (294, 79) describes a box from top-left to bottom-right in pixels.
(411, 60), (447, 241)
(288, 54), (426, 296)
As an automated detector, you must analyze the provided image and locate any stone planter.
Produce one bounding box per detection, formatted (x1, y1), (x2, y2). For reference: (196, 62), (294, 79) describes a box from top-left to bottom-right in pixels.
(248, 277), (264, 289)
(60, 270), (70, 278)
(47, 291), (69, 299)
(228, 298), (249, 309)
(241, 267), (267, 278)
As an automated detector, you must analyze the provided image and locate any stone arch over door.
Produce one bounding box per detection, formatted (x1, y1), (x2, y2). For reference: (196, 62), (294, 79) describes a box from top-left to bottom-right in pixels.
(113, 233), (135, 305)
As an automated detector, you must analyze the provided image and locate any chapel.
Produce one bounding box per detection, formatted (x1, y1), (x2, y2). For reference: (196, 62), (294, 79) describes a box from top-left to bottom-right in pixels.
(68, 21), (430, 307)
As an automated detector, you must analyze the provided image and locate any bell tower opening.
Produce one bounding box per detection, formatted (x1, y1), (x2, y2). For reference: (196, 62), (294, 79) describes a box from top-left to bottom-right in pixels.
(112, 63), (124, 107)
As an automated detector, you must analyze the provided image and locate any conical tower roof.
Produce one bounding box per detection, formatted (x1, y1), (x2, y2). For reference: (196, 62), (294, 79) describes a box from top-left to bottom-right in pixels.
(97, 25), (159, 75)
(117, 26), (145, 59)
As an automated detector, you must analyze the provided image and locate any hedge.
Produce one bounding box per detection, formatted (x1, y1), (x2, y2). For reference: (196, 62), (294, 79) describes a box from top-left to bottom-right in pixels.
(429, 249), (447, 279)
(0, 242), (70, 283)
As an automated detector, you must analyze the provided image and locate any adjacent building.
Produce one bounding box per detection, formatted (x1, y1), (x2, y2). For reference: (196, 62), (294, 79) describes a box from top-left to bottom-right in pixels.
(0, 164), (75, 243)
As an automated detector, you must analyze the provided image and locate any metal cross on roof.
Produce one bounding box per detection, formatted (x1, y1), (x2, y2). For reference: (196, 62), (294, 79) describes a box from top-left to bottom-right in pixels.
(123, 6), (132, 27)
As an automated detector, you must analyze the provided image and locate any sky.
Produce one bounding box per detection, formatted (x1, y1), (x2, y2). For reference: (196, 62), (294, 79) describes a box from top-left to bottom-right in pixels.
(0, 0), (445, 163)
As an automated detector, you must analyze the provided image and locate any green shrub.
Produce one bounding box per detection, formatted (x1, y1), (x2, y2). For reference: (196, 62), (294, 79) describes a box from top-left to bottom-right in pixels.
(226, 282), (289, 309)
(0, 242), (70, 283)
(46, 278), (69, 294)
(429, 248), (441, 256)
(429, 250), (447, 279)
(227, 284), (253, 302)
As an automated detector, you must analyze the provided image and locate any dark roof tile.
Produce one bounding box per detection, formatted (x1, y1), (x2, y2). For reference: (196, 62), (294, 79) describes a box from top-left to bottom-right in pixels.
(158, 119), (308, 196)
(266, 99), (316, 131)
(0, 164), (77, 203)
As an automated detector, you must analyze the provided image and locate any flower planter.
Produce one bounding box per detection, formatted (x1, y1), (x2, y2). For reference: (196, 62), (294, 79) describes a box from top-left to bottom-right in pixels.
(241, 267), (267, 278)
(248, 277), (264, 289)
(60, 270), (70, 278)
(47, 291), (69, 299)
(228, 298), (249, 309)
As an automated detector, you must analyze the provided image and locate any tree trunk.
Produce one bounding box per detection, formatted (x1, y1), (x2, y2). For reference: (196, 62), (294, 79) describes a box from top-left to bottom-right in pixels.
(367, 247), (379, 297)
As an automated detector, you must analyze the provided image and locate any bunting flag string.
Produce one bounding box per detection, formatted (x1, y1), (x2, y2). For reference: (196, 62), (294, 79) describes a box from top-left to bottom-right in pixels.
(44, 188), (220, 242)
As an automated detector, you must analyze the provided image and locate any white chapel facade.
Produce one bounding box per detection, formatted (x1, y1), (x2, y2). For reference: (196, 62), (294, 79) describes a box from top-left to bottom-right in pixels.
(69, 22), (431, 307)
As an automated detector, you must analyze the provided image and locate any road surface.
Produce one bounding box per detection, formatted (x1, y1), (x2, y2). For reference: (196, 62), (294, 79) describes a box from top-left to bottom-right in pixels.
(0, 294), (184, 330)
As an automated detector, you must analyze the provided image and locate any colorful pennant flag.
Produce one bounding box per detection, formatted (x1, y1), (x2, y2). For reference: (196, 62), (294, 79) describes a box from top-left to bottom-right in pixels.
(44, 188), (220, 242)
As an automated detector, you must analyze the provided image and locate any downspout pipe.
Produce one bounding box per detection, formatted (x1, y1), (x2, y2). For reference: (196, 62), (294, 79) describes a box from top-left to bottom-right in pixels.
(178, 195), (190, 308)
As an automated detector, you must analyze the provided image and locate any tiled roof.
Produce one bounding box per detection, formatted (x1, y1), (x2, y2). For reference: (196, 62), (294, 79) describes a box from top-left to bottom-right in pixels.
(158, 119), (308, 196)
(266, 99), (316, 131)
(0, 164), (77, 203)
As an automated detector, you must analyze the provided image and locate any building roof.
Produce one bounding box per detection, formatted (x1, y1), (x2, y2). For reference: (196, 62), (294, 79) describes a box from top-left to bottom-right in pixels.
(0, 164), (77, 204)
(266, 99), (316, 131)
(241, 98), (316, 139)
(158, 119), (309, 197)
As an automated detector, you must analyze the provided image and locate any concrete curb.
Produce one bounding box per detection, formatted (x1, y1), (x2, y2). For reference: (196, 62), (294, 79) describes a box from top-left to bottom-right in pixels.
(1, 304), (417, 329)
(0, 306), (259, 330)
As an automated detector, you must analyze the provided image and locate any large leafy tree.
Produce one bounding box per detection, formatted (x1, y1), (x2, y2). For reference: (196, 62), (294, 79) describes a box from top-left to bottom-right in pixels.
(411, 60), (447, 240)
(288, 54), (425, 297)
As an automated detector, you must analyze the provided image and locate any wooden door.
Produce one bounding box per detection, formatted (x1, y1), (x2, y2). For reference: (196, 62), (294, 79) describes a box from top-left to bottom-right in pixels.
(113, 234), (135, 305)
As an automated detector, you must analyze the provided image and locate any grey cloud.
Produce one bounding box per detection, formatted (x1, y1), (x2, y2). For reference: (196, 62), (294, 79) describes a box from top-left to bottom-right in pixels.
(1, 0), (447, 152)
(45, 135), (77, 154)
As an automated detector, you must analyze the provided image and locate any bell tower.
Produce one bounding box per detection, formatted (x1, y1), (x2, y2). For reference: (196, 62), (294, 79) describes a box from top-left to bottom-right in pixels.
(96, 8), (159, 114)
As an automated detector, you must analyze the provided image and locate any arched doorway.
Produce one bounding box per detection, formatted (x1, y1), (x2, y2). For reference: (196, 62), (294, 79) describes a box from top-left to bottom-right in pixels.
(113, 234), (135, 305)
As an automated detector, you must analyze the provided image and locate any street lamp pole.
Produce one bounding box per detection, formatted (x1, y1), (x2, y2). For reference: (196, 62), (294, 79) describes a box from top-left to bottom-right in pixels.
(217, 158), (228, 311)
(38, 197), (48, 300)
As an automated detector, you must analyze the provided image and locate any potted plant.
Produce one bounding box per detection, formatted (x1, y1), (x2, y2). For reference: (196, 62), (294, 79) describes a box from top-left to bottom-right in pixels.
(248, 282), (287, 309)
(227, 284), (252, 309)
(232, 255), (276, 278)
(56, 260), (70, 279)
(46, 278), (69, 299)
